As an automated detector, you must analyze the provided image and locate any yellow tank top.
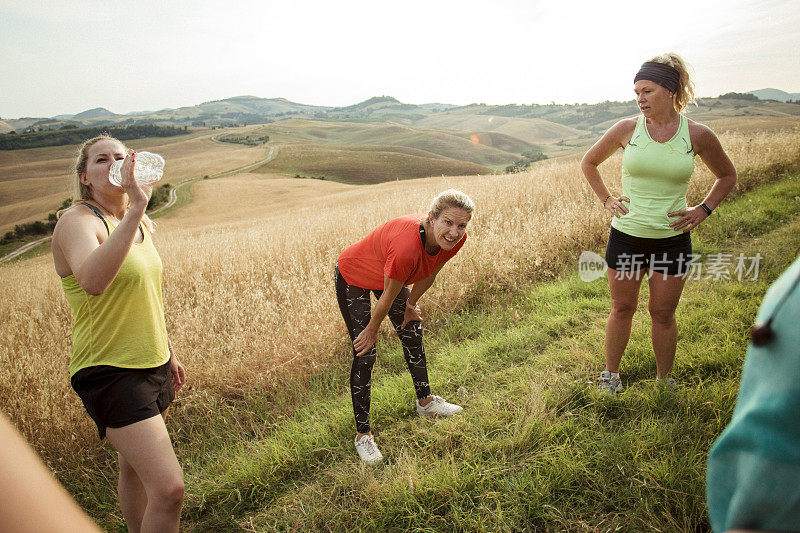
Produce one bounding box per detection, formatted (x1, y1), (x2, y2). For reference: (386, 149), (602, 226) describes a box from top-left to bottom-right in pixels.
(612, 114), (696, 238)
(62, 214), (170, 376)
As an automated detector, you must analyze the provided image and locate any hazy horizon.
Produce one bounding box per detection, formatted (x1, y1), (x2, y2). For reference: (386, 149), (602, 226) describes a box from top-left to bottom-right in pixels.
(6, 88), (800, 121)
(2, 0), (799, 119)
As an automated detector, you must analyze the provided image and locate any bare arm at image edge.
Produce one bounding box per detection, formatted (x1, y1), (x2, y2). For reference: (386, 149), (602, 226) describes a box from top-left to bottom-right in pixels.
(0, 414), (101, 532)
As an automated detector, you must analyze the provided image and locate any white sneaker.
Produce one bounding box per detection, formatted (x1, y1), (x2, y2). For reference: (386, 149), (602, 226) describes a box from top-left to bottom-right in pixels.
(416, 395), (463, 418)
(354, 434), (383, 465)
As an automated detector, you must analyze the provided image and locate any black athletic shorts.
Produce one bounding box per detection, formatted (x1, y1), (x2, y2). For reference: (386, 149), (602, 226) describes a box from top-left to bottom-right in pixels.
(70, 360), (174, 440)
(605, 226), (693, 276)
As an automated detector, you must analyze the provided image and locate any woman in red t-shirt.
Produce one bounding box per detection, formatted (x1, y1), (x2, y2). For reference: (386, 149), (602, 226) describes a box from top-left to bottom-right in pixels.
(336, 189), (474, 464)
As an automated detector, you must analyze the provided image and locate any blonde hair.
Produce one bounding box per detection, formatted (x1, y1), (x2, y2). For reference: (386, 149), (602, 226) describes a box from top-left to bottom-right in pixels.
(61, 134), (154, 232)
(429, 189), (475, 219)
(648, 52), (696, 113)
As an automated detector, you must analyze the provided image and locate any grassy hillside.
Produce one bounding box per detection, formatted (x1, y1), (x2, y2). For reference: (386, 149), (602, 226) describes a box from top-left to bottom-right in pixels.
(247, 120), (538, 168)
(61, 166), (800, 531)
(258, 143), (491, 184)
(702, 115), (800, 134)
(452, 131), (546, 155)
(480, 96), (800, 133)
(164, 172), (355, 228)
(178, 177), (799, 531)
(415, 109), (584, 145)
(1, 124), (798, 531)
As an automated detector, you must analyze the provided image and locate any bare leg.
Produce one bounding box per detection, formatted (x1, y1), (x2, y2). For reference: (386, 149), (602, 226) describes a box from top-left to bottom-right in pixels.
(647, 272), (687, 378)
(118, 452), (147, 533)
(116, 410), (171, 533)
(106, 413), (183, 533)
(605, 268), (645, 373)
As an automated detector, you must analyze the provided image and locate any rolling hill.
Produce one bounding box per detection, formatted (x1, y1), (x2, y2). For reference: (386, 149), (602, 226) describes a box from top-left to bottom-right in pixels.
(748, 88), (800, 102)
(257, 143), (491, 184)
(239, 120), (543, 167)
(6, 91), (799, 139)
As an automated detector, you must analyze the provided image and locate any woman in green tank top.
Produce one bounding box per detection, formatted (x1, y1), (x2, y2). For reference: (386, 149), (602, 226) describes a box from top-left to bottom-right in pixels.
(581, 53), (737, 393)
(52, 135), (186, 531)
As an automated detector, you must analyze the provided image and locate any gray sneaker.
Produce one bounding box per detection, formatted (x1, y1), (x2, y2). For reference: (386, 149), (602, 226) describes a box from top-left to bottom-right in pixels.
(598, 370), (623, 393)
(656, 376), (676, 387)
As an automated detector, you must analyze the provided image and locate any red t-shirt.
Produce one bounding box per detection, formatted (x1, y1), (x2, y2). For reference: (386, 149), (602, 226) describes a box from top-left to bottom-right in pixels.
(337, 213), (466, 290)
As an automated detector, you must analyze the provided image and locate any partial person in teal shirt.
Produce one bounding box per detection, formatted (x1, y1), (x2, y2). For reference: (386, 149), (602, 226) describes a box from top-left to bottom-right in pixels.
(707, 255), (800, 532)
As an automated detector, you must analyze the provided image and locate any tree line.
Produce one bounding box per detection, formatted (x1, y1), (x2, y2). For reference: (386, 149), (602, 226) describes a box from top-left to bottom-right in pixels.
(505, 150), (548, 173)
(0, 124), (188, 150)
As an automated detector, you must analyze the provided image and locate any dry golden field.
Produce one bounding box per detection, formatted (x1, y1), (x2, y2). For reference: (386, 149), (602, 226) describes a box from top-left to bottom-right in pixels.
(1, 123), (799, 474)
(163, 171), (355, 228)
(0, 128), (270, 234)
(703, 115), (800, 135)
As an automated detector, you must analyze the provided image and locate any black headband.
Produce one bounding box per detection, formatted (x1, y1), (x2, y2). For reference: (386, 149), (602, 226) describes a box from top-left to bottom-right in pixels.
(634, 62), (680, 94)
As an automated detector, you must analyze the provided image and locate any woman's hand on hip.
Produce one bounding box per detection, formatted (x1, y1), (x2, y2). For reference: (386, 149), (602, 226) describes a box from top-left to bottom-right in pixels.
(402, 301), (422, 329)
(605, 196), (630, 218)
(353, 327), (377, 357)
(668, 205), (709, 232)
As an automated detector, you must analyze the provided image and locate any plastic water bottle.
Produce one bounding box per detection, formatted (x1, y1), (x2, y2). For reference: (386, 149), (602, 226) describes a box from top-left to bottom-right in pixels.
(108, 152), (165, 186)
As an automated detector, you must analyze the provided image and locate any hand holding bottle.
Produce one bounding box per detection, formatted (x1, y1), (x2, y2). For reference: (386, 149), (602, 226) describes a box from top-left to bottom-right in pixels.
(108, 151), (164, 186)
(116, 152), (153, 212)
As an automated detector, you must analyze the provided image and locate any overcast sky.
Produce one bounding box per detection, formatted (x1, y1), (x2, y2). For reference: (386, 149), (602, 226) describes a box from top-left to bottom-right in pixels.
(1, 0), (799, 118)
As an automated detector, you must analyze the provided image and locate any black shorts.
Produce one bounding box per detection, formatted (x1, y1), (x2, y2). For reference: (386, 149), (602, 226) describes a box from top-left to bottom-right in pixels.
(70, 360), (174, 440)
(605, 226), (693, 276)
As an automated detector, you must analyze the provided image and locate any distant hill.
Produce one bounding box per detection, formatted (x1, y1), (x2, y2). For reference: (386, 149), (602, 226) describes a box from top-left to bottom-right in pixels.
(245, 120), (543, 168)
(747, 88), (800, 102)
(5, 91), (799, 139)
(415, 107), (584, 145)
(73, 107), (121, 120)
(328, 96), (402, 112)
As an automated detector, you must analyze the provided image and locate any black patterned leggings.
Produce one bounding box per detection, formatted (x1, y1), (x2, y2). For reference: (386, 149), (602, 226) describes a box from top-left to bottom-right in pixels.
(335, 266), (431, 434)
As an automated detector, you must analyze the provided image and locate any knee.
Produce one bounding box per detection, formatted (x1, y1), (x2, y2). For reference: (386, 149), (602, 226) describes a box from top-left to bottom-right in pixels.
(610, 301), (636, 321)
(351, 354), (376, 384)
(400, 334), (424, 353)
(353, 353), (376, 370)
(398, 322), (423, 343)
(648, 306), (676, 327)
(148, 473), (184, 511)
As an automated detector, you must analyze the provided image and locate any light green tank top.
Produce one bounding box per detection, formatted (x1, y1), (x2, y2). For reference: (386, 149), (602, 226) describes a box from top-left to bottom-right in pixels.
(62, 215), (170, 376)
(611, 114), (695, 238)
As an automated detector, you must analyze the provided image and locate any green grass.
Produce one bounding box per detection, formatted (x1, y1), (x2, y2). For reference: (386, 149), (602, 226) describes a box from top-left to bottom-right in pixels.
(0, 233), (45, 257)
(68, 172), (800, 531)
(0, 234), (53, 263)
(150, 179), (195, 220)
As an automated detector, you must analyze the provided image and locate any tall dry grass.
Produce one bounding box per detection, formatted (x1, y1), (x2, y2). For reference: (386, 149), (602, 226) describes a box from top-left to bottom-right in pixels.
(0, 128), (799, 471)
